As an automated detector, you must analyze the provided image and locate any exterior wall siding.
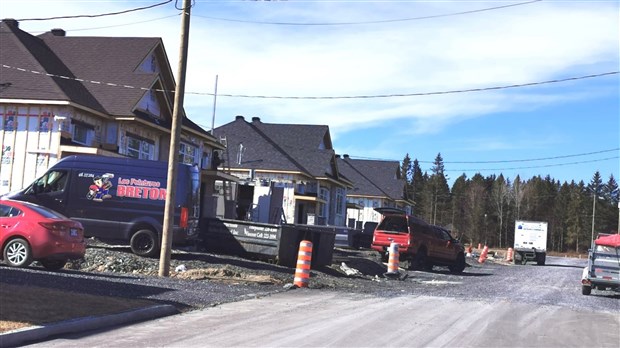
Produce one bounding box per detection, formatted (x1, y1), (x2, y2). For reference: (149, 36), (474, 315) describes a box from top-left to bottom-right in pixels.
(0, 104), (103, 194)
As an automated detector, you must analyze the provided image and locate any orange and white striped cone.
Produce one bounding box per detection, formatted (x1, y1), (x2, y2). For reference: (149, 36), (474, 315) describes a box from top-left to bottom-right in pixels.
(505, 248), (514, 262)
(293, 240), (313, 288)
(386, 242), (400, 275)
(478, 245), (489, 263)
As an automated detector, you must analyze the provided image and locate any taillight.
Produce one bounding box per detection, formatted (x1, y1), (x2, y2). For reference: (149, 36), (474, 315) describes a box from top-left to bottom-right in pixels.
(180, 207), (189, 228)
(39, 222), (68, 236)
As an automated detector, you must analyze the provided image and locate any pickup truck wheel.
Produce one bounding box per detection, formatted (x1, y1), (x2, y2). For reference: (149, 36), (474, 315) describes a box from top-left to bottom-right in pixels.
(4, 238), (32, 268)
(449, 253), (466, 273)
(40, 259), (68, 271)
(411, 249), (428, 271)
(130, 229), (159, 258)
(581, 285), (591, 295)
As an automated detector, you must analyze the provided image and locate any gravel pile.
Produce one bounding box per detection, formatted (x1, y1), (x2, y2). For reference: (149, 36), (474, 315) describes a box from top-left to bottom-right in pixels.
(61, 238), (390, 291)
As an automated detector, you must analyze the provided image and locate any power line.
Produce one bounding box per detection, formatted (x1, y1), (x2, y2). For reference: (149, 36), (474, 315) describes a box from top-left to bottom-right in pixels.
(196, 72), (619, 99)
(194, 0), (541, 26)
(15, 0), (172, 21)
(351, 152), (619, 172)
(2, 64), (618, 100)
(417, 148), (620, 164)
(55, 15), (180, 33)
(444, 156), (619, 173)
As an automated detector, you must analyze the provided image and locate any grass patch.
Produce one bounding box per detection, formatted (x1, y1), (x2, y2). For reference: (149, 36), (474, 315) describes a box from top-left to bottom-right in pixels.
(0, 284), (156, 333)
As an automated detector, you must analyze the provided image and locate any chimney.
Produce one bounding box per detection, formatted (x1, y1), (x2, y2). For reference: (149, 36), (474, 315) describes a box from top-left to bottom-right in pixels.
(235, 115), (245, 121)
(335, 154), (341, 158)
(251, 117), (261, 123)
(343, 154), (350, 159)
(51, 28), (66, 37)
(2, 19), (19, 28)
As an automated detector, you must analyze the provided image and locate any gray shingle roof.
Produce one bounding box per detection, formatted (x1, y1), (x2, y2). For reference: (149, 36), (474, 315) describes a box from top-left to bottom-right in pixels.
(213, 116), (347, 183)
(0, 20), (105, 113)
(0, 19), (214, 140)
(38, 33), (162, 116)
(338, 157), (407, 201)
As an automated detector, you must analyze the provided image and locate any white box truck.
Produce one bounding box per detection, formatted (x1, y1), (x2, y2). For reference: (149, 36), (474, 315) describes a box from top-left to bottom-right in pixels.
(514, 220), (547, 265)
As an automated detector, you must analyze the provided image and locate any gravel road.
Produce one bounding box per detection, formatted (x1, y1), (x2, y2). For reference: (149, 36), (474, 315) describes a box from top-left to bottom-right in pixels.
(2, 244), (617, 314)
(14, 250), (620, 348)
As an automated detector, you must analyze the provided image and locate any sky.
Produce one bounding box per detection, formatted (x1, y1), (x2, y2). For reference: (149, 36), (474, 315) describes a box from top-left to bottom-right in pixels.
(2, 0), (619, 187)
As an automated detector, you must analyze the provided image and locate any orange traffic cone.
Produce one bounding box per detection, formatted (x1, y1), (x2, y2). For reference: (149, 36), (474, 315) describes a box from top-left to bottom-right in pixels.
(294, 240), (313, 287)
(386, 242), (400, 274)
(505, 248), (514, 262)
(478, 246), (489, 263)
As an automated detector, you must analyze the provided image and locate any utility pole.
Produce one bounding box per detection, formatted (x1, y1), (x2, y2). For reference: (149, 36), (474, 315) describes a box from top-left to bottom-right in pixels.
(159, 0), (192, 277)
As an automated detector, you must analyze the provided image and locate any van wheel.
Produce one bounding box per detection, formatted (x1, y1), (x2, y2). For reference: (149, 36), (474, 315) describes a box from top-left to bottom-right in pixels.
(130, 229), (159, 257)
(4, 238), (32, 267)
(449, 253), (466, 273)
(41, 259), (67, 271)
(581, 285), (591, 295)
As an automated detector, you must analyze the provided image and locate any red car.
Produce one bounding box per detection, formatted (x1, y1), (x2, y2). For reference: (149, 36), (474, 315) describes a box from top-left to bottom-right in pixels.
(1, 199), (85, 270)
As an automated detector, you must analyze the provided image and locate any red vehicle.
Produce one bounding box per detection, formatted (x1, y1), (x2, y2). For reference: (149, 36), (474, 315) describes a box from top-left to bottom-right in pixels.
(371, 207), (466, 273)
(0, 199), (85, 270)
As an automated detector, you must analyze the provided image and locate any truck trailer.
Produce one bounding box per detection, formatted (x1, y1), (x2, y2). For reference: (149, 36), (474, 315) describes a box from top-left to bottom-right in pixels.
(514, 220), (548, 265)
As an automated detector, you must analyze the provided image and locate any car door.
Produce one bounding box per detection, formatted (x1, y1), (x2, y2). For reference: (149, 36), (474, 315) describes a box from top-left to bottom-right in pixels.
(434, 227), (456, 261)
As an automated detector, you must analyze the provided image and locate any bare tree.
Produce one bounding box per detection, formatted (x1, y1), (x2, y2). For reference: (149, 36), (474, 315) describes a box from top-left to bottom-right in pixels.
(492, 174), (509, 248)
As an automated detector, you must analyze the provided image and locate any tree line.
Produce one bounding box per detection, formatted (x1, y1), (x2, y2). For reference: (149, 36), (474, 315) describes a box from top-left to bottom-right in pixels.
(400, 153), (619, 253)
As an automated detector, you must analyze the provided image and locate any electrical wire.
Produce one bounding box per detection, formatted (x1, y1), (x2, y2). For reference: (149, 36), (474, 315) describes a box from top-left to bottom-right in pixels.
(15, 0), (173, 21)
(443, 156), (619, 173)
(194, 0), (541, 26)
(195, 72), (619, 99)
(351, 153), (619, 172)
(415, 148), (620, 164)
(2, 64), (617, 100)
(56, 15), (180, 33)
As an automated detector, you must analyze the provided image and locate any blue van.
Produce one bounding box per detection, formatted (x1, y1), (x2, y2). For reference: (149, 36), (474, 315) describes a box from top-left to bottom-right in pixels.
(4, 155), (201, 257)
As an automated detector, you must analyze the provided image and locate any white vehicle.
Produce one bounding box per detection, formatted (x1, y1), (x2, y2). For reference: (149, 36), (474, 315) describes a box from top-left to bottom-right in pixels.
(581, 233), (620, 295)
(513, 220), (548, 265)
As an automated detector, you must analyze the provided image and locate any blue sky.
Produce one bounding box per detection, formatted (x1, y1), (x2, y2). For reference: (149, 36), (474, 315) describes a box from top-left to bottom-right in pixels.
(3, 0), (619, 187)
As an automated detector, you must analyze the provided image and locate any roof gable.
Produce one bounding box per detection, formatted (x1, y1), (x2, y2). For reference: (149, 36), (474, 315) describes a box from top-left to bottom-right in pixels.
(339, 157), (407, 200)
(0, 20), (104, 113)
(38, 34), (163, 117)
(213, 116), (346, 182)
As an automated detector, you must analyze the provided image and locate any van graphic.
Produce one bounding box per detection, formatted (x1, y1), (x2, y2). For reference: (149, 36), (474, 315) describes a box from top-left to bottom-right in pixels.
(86, 173), (114, 201)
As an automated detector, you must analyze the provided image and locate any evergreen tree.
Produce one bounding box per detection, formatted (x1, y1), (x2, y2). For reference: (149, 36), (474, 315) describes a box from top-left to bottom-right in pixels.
(450, 174), (469, 241)
(491, 174), (509, 248)
(429, 153), (451, 226)
(400, 154), (413, 201)
(411, 159), (426, 219)
(565, 181), (586, 252)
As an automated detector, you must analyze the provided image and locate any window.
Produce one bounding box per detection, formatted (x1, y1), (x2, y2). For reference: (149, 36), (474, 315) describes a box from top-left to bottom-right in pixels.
(26, 170), (68, 194)
(127, 134), (154, 160)
(335, 188), (344, 215)
(179, 142), (197, 165)
(318, 187), (329, 218)
(72, 122), (95, 145)
(0, 204), (21, 218)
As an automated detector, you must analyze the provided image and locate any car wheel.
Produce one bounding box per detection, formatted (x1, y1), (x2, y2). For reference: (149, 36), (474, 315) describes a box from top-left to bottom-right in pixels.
(3, 238), (33, 268)
(40, 259), (67, 271)
(581, 285), (591, 295)
(130, 229), (159, 257)
(411, 249), (428, 271)
(449, 253), (466, 273)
